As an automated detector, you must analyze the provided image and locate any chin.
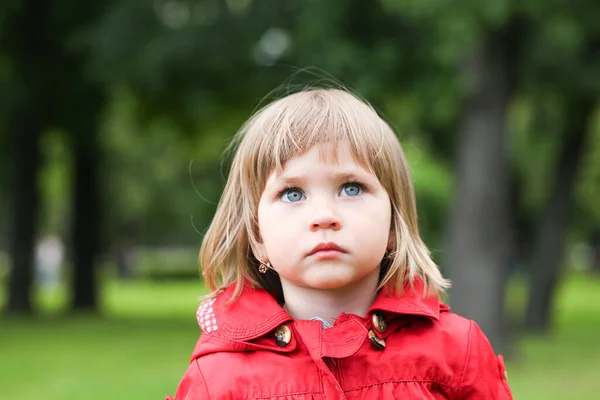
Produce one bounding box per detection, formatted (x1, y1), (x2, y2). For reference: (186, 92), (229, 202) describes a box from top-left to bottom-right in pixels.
(307, 281), (353, 290)
(304, 274), (358, 290)
(292, 264), (380, 291)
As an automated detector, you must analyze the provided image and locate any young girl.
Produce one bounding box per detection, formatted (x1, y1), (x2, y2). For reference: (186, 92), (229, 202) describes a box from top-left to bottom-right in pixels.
(168, 88), (513, 399)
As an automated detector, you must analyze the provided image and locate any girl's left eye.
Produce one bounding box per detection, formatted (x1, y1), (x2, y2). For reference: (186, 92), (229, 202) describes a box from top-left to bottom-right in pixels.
(340, 182), (363, 197)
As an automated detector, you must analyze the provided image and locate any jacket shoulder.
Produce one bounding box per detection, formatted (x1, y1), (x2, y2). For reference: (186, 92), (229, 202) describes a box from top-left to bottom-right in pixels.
(415, 311), (474, 356)
(436, 310), (473, 337)
(430, 313), (513, 399)
(169, 359), (211, 400)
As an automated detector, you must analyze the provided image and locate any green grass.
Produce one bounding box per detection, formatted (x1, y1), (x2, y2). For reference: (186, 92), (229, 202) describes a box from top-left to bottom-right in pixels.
(1, 275), (599, 399)
(504, 274), (600, 399)
(0, 280), (204, 399)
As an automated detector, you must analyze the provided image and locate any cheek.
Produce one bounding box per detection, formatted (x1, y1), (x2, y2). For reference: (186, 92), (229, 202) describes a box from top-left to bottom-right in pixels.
(257, 202), (295, 245)
(258, 217), (296, 267)
(360, 197), (392, 224)
(358, 200), (392, 247)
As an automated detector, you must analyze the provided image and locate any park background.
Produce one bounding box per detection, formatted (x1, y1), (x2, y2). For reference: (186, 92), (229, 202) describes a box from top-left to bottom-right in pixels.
(1, 0), (600, 398)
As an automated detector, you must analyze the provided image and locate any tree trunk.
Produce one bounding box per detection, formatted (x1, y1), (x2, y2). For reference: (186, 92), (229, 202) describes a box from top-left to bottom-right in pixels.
(5, 110), (44, 314)
(592, 231), (600, 274)
(444, 27), (516, 353)
(524, 97), (594, 332)
(3, 0), (52, 315)
(69, 105), (103, 312)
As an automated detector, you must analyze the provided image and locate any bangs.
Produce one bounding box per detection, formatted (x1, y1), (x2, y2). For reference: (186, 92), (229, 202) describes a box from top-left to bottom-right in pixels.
(235, 89), (393, 192)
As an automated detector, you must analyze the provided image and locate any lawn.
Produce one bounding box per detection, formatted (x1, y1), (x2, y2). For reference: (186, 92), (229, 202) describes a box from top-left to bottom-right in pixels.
(1, 274), (599, 399)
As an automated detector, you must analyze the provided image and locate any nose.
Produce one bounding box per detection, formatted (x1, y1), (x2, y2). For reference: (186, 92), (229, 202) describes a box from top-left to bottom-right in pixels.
(309, 203), (342, 231)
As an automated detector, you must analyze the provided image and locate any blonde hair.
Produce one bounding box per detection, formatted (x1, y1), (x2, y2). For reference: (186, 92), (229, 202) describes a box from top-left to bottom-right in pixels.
(200, 87), (451, 302)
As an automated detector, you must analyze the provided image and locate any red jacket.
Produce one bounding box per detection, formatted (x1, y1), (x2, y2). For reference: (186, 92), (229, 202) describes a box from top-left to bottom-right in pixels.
(169, 280), (513, 399)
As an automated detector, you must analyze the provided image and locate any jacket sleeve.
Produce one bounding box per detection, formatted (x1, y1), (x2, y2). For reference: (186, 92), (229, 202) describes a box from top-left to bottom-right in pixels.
(167, 360), (211, 400)
(457, 321), (513, 400)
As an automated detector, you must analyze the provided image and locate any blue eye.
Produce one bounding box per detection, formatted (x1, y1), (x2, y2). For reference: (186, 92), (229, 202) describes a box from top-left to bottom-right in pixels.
(281, 188), (305, 203)
(341, 183), (362, 197)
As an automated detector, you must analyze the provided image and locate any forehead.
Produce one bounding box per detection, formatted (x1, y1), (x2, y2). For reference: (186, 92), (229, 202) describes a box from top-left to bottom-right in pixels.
(264, 91), (382, 157)
(281, 141), (366, 171)
(265, 141), (373, 183)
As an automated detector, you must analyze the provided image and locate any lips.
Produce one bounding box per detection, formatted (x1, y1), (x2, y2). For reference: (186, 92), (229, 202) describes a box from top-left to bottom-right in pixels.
(308, 242), (347, 256)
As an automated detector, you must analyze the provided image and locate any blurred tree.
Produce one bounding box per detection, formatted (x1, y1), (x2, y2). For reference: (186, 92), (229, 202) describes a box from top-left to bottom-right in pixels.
(52, 1), (108, 313)
(2, 0), (53, 314)
(519, 2), (600, 331)
(65, 90), (105, 312)
(592, 230), (600, 274)
(444, 23), (521, 353)
(1, 0), (107, 314)
(525, 96), (595, 331)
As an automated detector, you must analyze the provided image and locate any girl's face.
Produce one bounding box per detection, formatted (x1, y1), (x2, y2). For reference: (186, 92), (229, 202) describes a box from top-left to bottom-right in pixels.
(256, 141), (393, 293)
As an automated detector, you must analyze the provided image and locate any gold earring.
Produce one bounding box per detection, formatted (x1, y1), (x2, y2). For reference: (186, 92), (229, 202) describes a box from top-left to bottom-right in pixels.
(258, 259), (273, 274)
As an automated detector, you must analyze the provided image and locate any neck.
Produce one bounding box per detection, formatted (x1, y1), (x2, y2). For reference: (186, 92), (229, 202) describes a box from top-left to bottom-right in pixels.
(280, 269), (380, 326)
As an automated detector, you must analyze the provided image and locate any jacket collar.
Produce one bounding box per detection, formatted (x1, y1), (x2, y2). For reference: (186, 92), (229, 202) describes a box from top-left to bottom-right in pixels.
(198, 278), (448, 342)
(369, 277), (449, 320)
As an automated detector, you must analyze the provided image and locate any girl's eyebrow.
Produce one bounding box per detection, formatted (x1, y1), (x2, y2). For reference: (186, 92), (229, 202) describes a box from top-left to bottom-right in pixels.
(273, 171), (374, 187)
